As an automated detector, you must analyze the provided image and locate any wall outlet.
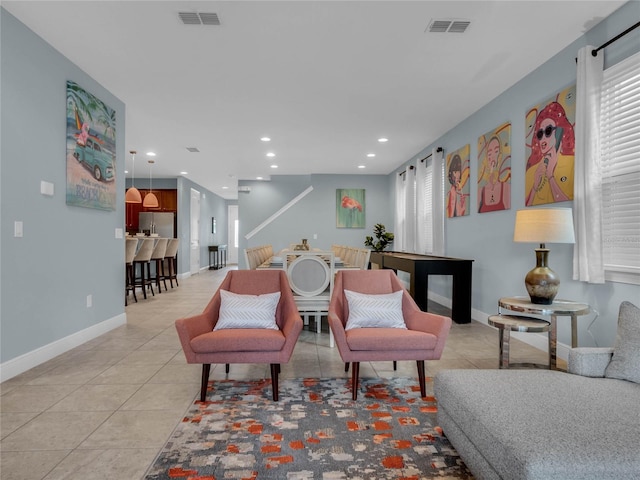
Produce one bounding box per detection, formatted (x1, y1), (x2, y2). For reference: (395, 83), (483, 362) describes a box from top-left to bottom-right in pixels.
(115, 228), (123, 239)
(86, 295), (92, 308)
(313, 233), (318, 239)
(14, 221), (23, 238)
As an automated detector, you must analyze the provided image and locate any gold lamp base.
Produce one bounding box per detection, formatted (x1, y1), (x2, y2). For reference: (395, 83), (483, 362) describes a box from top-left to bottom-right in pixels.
(524, 248), (559, 305)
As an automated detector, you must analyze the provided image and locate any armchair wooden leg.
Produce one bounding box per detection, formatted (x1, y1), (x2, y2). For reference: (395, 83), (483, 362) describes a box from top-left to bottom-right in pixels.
(344, 362), (350, 372)
(201, 364), (211, 402)
(416, 360), (426, 398)
(225, 364), (230, 374)
(351, 362), (360, 400)
(393, 361), (397, 370)
(270, 364), (279, 401)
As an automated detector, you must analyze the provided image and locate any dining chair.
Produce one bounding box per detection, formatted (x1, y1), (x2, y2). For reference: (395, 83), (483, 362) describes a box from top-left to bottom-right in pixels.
(175, 269), (303, 401)
(328, 269), (452, 400)
(125, 237), (139, 305)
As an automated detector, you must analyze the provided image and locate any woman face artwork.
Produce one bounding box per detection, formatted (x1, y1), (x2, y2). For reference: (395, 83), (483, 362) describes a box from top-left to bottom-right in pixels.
(537, 117), (557, 157)
(487, 137), (500, 171)
(448, 155), (462, 186)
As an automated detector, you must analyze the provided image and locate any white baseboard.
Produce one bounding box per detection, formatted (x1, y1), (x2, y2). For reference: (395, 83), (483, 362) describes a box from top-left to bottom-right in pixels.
(0, 313), (126, 383)
(428, 291), (569, 362)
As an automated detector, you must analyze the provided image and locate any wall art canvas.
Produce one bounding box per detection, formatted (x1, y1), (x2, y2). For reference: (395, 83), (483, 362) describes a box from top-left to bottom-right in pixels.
(336, 189), (365, 228)
(66, 80), (117, 211)
(525, 84), (576, 206)
(477, 122), (511, 213)
(446, 144), (470, 218)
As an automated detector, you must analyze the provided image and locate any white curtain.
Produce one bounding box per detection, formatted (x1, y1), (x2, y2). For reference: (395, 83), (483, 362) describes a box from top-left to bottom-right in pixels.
(404, 166), (416, 253)
(415, 157), (430, 253)
(394, 172), (405, 252)
(432, 147), (445, 256)
(573, 45), (605, 283)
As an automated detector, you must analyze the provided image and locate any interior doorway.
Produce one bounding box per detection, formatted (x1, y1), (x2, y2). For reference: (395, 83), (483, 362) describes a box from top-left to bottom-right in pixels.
(190, 188), (200, 275)
(227, 205), (239, 264)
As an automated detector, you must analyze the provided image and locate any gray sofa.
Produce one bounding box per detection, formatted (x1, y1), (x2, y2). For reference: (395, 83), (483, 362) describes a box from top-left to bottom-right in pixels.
(434, 301), (640, 480)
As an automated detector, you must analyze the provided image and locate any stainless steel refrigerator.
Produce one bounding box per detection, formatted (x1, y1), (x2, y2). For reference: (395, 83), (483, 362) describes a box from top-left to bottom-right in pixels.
(139, 212), (175, 238)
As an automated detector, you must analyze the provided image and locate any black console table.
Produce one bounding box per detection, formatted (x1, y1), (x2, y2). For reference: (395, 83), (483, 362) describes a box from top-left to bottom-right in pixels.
(208, 245), (227, 270)
(369, 251), (473, 324)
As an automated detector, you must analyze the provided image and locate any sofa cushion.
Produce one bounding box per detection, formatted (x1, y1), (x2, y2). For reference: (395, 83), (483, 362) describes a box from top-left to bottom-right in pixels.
(344, 289), (406, 330)
(191, 328), (286, 353)
(214, 289), (280, 330)
(434, 369), (640, 480)
(346, 328), (436, 351)
(605, 301), (640, 384)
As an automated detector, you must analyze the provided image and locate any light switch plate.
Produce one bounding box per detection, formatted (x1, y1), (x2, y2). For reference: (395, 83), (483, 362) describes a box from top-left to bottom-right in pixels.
(14, 221), (23, 237)
(115, 228), (123, 239)
(40, 181), (54, 196)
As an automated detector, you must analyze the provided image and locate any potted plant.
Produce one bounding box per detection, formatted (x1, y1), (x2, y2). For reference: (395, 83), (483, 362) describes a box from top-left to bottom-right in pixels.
(364, 223), (394, 252)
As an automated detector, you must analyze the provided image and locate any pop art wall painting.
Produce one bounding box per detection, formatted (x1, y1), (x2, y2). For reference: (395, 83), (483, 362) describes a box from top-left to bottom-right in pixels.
(525, 85), (576, 206)
(477, 123), (511, 213)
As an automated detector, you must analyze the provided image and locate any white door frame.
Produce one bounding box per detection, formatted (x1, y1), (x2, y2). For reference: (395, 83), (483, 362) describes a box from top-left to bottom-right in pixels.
(190, 188), (200, 275)
(227, 204), (239, 264)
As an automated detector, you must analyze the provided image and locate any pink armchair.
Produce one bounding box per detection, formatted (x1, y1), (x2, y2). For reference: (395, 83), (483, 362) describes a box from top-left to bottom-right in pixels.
(328, 270), (452, 400)
(175, 270), (303, 401)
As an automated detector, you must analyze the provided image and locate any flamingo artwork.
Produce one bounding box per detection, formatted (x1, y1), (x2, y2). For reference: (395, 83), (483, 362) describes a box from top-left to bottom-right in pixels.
(341, 195), (362, 212)
(337, 190), (365, 228)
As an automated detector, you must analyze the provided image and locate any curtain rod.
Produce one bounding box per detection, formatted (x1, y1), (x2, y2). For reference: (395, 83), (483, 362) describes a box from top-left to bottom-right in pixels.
(399, 147), (443, 175)
(592, 20), (640, 56)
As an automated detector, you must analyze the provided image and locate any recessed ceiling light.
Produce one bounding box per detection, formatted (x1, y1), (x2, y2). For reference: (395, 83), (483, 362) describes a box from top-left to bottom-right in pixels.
(358, 165), (366, 169)
(378, 138), (388, 143)
(261, 137), (271, 142)
(124, 170), (129, 174)
(146, 151), (156, 156)
(256, 176), (263, 180)
(271, 164), (278, 169)
(266, 152), (275, 157)
(222, 186), (229, 189)
(367, 153), (375, 157)
(180, 171), (188, 175)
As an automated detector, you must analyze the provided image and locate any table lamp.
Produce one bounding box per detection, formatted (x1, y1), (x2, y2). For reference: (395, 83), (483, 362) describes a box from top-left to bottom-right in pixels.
(513, 208), (575, 305)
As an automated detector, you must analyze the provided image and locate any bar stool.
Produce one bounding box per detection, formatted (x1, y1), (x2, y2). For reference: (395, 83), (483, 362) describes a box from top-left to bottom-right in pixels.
(163, 238), (180, 288)
(150, 238), (168, 293)
(125, 237), (139, 305)
(133, 238), (155, 299)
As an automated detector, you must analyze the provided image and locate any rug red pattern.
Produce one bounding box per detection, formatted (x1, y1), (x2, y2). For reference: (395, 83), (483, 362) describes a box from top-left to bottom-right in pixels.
(145, 377), (473, 479)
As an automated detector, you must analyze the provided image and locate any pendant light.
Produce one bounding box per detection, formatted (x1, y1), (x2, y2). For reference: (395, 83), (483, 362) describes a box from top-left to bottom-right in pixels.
(143, 158), (159, 208)
(125, 150), (142, 203)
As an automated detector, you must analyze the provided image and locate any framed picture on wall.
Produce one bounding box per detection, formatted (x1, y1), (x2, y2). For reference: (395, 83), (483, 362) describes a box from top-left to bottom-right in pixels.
(446, 144), (470, 218)
(336, 188), (365, 228)
(65, 80), (117, 211)
(477, 122), (511, 213)
(524, 84), (576, 206)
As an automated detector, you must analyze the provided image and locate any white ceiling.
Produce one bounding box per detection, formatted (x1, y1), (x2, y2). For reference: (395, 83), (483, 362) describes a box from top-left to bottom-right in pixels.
(3, 1), (626, 199)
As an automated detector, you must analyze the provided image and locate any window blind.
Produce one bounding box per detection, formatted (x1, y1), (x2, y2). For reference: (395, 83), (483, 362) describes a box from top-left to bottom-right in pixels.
(600, 50), (640, 278)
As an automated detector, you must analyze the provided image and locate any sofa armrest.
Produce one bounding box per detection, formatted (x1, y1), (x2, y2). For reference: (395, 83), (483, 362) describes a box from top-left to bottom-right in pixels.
(568, 347), (614, 377)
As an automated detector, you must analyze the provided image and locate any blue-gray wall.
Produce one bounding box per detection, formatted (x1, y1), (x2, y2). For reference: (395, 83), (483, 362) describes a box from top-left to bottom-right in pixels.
(393, 1), (640, 350)
(1, 9), (126, 368)
(237, 174), (392, 267)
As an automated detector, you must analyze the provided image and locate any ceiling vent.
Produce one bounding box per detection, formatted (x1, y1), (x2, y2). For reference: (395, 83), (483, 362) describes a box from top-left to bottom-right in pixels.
(427, 19), (470, 33)
(179, 12), (220, 25)
(186, 147), (200, 153)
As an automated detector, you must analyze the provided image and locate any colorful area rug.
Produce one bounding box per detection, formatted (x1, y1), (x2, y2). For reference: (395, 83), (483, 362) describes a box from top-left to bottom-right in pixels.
(145, 377), (473, 479)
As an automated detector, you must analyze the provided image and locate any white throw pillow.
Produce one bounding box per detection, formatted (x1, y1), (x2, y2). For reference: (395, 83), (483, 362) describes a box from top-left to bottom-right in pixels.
(344, 289), (406, 331)
(214, 290), (281, 330)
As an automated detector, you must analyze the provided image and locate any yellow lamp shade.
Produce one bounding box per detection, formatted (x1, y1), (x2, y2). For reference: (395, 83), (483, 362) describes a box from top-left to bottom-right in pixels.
(143, 192), (159, 208)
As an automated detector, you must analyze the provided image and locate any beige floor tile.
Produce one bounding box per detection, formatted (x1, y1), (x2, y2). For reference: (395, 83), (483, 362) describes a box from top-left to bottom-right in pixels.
(25, 363), (111, 386)
(47, 384), (140, 412)
(42, 448), (158, 480)
(1, 411), (111, 450)
(78, 410), (186, 449)
(0, 385), (80, 413)
(119, 383), (197, 411)
(0, 412), (39, 439)
(117, 349), (178, 366)
(146, 363), (202, 384)
(0, 450), (70, 480)
(89, 364), (163, 385)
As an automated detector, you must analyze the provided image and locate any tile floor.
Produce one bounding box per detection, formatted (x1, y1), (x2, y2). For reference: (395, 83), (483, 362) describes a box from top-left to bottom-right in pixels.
(1, 267), (554, 479)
